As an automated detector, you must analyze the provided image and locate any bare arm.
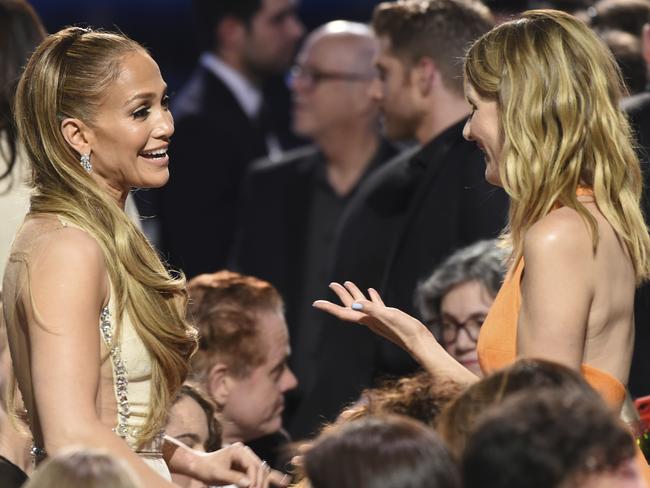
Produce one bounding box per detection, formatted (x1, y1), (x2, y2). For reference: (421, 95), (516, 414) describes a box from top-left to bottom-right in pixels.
(517, 212), (593, 370)
(313, 282), (478, 385)
(26, 227), (177, 487)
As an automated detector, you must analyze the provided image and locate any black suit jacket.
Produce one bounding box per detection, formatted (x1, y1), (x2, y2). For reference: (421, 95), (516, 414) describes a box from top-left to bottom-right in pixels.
(231, 141), (397, 418)
(289, 120), (509, 438)
(157, 65), (269, 278)
(622, 92), (650, 397)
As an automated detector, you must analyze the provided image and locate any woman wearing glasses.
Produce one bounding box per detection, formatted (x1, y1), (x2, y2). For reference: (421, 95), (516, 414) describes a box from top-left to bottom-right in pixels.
(416, 240), (506, 377)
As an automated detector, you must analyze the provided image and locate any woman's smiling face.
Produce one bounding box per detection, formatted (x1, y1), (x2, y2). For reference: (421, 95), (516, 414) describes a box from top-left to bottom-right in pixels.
(463, 82), (502, 187)
(85, 49), (174, 194)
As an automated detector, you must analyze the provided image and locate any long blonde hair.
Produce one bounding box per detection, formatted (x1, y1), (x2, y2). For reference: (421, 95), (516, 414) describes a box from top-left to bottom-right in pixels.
(464, 9), (650, 282)
(14, 27), (197, 444)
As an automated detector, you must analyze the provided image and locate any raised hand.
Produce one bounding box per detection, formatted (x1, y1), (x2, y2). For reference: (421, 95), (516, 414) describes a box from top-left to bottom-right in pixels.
(312, 281), (435, 356)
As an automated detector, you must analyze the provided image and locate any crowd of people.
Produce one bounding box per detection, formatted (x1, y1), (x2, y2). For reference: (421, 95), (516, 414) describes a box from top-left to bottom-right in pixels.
(1, 0), (650, 486)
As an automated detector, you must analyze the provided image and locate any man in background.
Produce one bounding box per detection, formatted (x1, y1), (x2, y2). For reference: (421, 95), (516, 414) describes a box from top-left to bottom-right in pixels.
(157, 0), (304, 278)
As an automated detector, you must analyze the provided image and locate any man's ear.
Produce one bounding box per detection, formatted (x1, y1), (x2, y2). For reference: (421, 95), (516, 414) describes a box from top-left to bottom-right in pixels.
(60, 117), (92, 156)
(207, 362), (232, 408)
(412, 57), (438, 97)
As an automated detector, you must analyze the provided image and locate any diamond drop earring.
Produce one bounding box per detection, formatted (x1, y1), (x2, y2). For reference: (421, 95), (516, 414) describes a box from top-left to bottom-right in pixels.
(80, 153), (92, 173)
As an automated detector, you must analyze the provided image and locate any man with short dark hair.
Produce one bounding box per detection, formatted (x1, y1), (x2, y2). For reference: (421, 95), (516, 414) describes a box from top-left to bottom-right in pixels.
(157, 0), (304, 278)
(291, 0), (508, 438)
(188, 271), (298, 469)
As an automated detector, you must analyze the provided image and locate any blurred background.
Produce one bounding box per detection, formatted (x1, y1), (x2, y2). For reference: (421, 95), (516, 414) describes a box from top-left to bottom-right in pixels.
(29, 0), (383, 95)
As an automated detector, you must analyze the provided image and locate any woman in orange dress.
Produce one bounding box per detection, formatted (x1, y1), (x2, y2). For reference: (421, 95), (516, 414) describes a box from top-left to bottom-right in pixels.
(315, 8), (649, 472)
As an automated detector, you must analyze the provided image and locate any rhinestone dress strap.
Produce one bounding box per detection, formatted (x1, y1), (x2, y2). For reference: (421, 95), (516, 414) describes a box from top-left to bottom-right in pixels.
(99, 305), (131, 440)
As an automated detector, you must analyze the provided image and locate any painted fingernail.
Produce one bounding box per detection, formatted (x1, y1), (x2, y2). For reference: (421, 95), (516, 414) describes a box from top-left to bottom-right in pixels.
(351, 302), (364, 311)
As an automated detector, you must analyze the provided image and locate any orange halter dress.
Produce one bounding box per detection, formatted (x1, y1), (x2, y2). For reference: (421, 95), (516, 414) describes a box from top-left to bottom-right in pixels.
(477, 195), (650, 478)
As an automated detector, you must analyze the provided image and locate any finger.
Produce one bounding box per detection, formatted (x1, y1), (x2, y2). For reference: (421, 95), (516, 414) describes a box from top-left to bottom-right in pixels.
(343, 281), (367, 301)
(313, 299), (366, 322)
(232, 443), (263, 488)
(329, 282), (355, 307)
(368, 288), (385, 306)
(212, 467), (252, 488)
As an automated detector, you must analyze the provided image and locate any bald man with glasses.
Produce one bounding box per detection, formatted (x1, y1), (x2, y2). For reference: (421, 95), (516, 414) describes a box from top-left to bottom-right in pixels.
(230, 21), (397, 433)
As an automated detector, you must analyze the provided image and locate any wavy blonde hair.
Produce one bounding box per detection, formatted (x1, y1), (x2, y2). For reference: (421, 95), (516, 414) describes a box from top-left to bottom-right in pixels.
(14, 27), (198, 445)
(464, 9), (650, 282)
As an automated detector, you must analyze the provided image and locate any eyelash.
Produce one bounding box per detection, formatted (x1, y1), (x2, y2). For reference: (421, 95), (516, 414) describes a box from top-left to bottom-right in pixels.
(132, 95), (170, 120)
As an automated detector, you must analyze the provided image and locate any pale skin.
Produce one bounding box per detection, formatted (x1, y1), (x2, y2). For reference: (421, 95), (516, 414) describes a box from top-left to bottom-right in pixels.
(11, 50), (286, 488)
(314, 84), (636, 388)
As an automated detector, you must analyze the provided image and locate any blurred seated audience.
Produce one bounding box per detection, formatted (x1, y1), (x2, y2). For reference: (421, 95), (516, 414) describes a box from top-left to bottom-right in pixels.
(156, 0), (304, 278)
(416, 240), (507, 377)
(462, 388), (645, 488)
(231, 19), (396, 433)
(166, 382), (223, 487)
(303, 415), (461, 488)
(188, 271), (298, 471)
(339, 371), (463, 429)
(437, 358), (602, 460)
(23, 447), (142, 488)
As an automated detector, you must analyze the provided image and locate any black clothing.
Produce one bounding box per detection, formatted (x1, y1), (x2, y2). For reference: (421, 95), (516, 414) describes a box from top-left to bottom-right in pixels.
(0, 456), (27, 488)
(622, 91), (650, 397)
(290, 119), (509, 438)
(157, 65), (273, 278)
(231, 140), (397, 425)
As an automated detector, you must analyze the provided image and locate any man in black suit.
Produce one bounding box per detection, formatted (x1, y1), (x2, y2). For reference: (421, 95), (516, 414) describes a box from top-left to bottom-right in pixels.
(231, 21), (397, 427)
(290, 0), (509, 438)
(156, 0), (303, 278)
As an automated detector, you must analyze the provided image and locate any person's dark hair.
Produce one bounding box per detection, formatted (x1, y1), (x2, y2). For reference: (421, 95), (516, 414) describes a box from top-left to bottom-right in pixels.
(345, 371), (464, 428)
(188, 270), (284, 380)
(305, 415), (461, 488)
(600, 29), (647, 95)
(0, 0), (45, 185)
(437, 358), (601, 459)
(586, 0), (650, 37)
(462, 388), (637, 488)
(416, 239), (506, 325)
(173, 382), (222, 452)
(371, 0), (494, 95)
(193, 0), (262, 51)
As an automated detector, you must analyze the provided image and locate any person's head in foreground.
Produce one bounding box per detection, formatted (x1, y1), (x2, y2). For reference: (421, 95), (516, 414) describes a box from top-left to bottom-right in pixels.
(188, 270), (297, 445)
(339, 371), (464, 428)
(437, 358), (602, 459)
(304, 415), (461, 488)
(462, 388), (644, 488)
(416, 240), (506, 376)
(14, 26), (197, 446)
(463, 9), (650, 277)
(23, 447), (141, 488)
(167, 382), (223, 488)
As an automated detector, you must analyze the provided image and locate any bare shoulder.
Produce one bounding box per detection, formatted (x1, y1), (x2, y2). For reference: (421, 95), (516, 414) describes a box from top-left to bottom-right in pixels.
(29, 225), (109, 307)
(523, 208), (593, 264)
